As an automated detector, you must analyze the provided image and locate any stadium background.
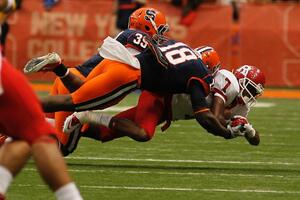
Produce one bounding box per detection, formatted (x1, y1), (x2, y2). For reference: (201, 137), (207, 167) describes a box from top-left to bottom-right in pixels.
(4, 0), (300, 87)
(3, 1), (300, 199)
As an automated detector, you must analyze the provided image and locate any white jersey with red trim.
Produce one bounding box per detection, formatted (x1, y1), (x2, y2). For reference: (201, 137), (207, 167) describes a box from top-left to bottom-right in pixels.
(207, 69), (251, 118)
(171, 69), (240, 121)
(209, 69), (240, 107)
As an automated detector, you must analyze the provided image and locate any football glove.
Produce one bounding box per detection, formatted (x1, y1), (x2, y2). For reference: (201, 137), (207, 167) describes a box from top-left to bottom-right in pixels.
(244, 123), (256, 138)
(227, 115), (248, 138)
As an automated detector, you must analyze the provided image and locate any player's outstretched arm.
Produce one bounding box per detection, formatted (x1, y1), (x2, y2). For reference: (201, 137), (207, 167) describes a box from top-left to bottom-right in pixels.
(211, 96), (227, 126)
(195, 110), (233, 139)
(40, 94), (75, 112)
(189, 81), (235, 139)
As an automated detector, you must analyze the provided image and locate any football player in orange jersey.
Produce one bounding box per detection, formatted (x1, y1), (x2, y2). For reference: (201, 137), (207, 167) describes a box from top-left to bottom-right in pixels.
(24, 7), (169, 147)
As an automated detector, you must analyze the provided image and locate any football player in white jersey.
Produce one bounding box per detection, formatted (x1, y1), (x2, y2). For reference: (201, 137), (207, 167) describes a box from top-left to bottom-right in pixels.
(169, 47), (265, 145)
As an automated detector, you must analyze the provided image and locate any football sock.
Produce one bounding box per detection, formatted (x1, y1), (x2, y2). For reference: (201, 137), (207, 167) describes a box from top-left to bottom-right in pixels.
(77, 111), (112, 127)
(53, 64), (69, 78)
(0, 166), (13, 194)
(55, 182), (83, 200)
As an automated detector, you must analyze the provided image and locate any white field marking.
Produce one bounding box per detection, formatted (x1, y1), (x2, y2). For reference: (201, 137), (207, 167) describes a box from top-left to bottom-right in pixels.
(94, 102), (276, 112)
(66, 156), (299, 166)
(253, 102), (275, 108)
(23, 168), (287, 179)
(14, 184), (300, 194)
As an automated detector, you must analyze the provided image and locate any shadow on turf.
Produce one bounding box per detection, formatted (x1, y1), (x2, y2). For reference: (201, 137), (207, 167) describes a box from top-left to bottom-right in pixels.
(66, 162), (300, 175)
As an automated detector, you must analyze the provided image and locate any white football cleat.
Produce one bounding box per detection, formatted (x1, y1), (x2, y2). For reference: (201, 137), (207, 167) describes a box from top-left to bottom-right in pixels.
(63, 112), (82, 135)
(23, 52), (62, 74)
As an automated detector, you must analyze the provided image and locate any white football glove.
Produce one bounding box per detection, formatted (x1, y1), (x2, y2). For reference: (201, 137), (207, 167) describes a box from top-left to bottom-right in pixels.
(227, 115), (249, 138)
(244, 123), (256, 138)
(227, 124), (245, 138)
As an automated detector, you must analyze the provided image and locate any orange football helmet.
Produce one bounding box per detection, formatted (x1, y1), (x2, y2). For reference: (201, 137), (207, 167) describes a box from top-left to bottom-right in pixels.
(128, 7), (169, 36)
(194, 46), (221, 75)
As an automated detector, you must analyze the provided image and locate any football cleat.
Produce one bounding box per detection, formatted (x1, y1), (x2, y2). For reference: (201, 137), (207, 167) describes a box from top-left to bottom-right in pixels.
(23, 52), (62, 74)
(63, 112), (82, 135)
(60, 124), (83, 157)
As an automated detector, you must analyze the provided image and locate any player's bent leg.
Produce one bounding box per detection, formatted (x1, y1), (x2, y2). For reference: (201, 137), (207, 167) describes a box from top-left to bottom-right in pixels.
(133, 91), (165, 140)
(72, 60), (140, 111)
(50, 69), (86, 144)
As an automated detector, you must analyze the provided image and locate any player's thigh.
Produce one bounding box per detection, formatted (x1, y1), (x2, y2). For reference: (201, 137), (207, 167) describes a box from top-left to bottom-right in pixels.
(71, 60), (140, 111)
(134, 91), (165, 137)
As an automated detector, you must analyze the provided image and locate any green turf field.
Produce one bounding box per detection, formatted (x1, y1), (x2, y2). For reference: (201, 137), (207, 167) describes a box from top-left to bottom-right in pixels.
(6, 94), (300, 200)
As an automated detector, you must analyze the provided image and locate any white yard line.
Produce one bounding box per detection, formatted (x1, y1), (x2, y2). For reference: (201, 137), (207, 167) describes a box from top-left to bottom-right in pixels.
(24, 168), (288, 179)
(66, 156), (299, 166)
(97, 102), (275, 112)
(253, 102), (275, 108)
(14, 184), (300, 194)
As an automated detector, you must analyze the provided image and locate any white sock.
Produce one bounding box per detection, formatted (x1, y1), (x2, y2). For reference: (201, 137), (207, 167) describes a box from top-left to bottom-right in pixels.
(55, 182), (83, 200)
(77, 111), (112, 127)
(46, 117), (55, 126)
(0, 166), (13, 194)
